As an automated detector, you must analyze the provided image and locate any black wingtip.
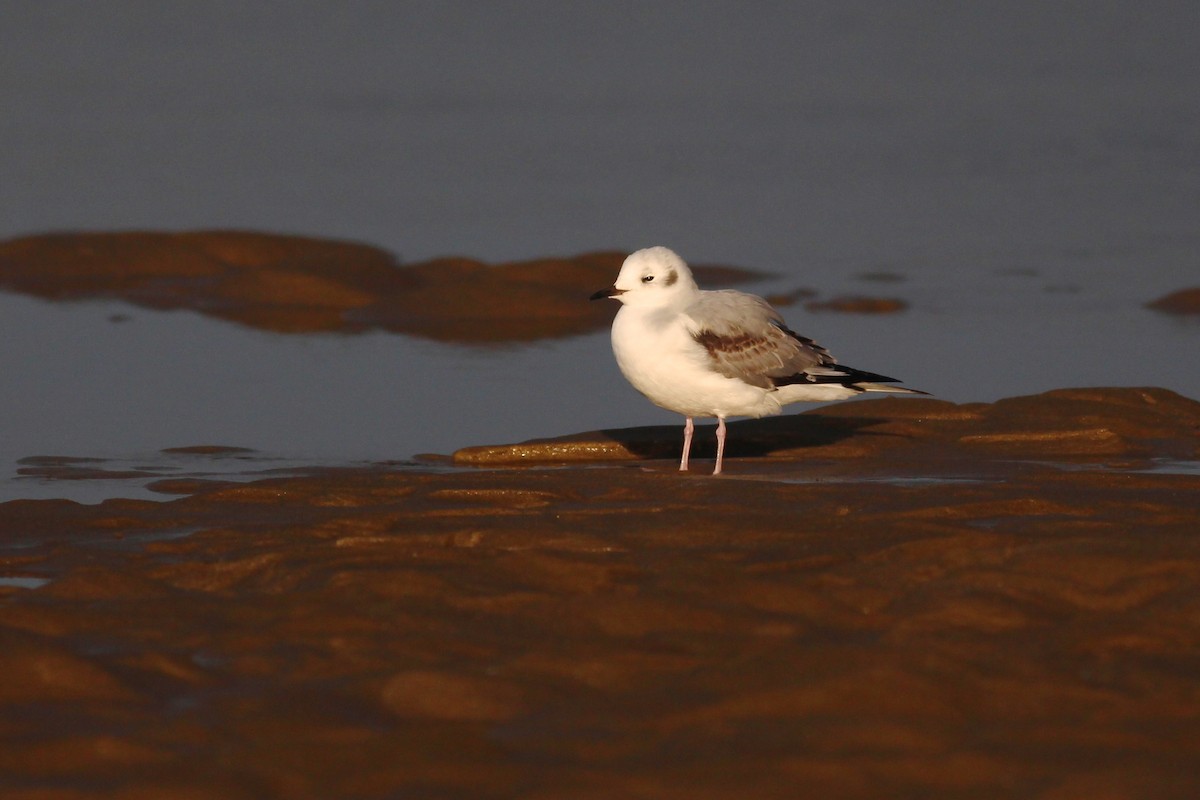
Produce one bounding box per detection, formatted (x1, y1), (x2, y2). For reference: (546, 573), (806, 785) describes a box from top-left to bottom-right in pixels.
(841, 367), (903, 384)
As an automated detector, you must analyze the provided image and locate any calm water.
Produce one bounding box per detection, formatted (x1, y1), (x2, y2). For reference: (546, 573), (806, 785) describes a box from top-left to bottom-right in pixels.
(2, 3), (1198, 500)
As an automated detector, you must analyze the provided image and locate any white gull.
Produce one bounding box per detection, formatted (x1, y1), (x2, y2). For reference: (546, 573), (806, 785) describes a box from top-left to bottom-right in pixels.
(590, 246), (926, 474)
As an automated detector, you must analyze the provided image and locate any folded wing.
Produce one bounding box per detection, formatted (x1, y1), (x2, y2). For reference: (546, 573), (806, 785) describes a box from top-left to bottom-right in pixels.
(684, 290), (902, 390)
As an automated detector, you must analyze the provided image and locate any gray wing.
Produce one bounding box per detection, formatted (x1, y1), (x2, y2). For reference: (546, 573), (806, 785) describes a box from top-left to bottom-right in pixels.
(683, 290), (899, 389)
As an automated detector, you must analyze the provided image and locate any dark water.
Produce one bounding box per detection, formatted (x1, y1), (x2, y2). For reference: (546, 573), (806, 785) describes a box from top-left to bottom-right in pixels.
(2, 3), (1198, 500)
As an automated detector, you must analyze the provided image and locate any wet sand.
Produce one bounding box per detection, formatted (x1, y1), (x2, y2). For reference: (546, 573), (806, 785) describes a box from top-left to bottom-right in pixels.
(3, 387), (1199, 799)
(2, 231), (1199, 796)
(0, 232), (768, 343)
(1148, 288), (1200, 316)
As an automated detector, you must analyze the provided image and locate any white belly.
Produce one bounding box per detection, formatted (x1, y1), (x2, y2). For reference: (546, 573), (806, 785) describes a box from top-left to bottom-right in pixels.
(610, 306), (781, 419)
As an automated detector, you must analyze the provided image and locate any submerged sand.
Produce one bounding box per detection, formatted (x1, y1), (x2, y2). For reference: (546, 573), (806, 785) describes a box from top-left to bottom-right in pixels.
(2, 387), (1199, 798)
(0, 231), (769, 343)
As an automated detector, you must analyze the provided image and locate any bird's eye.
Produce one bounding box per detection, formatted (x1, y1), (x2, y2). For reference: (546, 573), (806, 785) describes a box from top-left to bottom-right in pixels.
(641, 275), (654, 283)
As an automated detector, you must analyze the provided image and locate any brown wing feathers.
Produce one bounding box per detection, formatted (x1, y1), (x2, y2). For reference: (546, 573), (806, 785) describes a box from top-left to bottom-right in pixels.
(691, 307), (901, 390)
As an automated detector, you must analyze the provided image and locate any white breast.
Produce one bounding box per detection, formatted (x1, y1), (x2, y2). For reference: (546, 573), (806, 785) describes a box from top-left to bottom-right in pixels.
(610, 305), (781, 419)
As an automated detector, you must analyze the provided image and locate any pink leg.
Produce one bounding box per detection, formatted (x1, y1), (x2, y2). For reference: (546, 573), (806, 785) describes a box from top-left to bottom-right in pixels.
(679, 416), (694, 471)
(713, 416), (727, 475)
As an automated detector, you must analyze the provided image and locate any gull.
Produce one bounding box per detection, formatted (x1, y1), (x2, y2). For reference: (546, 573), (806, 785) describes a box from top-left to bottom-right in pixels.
(590, 246), (925, 474)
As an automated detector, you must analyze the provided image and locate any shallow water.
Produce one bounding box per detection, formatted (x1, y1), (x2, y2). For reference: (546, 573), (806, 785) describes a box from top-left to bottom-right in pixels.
(0, 576), (49, 590)
(2, 281), (1198, 502)
(2, 4), (1198, 500)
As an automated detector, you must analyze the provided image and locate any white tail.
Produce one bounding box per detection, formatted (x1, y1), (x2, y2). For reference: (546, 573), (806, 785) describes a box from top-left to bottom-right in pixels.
(856, 383), (930, 395)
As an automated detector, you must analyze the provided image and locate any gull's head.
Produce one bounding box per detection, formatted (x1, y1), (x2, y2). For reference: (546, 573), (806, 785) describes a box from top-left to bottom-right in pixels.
(589, 246), (698, 307)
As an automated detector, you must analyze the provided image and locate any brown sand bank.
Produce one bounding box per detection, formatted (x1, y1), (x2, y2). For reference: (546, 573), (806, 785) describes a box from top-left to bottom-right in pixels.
(0, 231), (766, 343)
(805, 295), (909, 314)
(1148, 288), (1200, 316)
(2, 387), (1200, 798)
